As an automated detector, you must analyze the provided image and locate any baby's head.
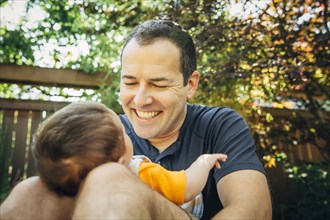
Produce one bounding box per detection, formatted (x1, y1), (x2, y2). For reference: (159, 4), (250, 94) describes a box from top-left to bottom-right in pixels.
(32, 101), (132, 196)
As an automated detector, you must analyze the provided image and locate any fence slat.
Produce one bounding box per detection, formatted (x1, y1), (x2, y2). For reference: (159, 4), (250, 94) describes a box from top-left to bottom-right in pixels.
(27, 111), (42, 177)
(0, 110), (15, 188)
(10, 111), (29, 186)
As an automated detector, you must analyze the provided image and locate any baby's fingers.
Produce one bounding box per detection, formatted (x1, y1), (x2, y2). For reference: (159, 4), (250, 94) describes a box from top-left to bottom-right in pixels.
(214, 160), (221, 169)
(217, 154), (227, 162)
(214, 154), (227, 169)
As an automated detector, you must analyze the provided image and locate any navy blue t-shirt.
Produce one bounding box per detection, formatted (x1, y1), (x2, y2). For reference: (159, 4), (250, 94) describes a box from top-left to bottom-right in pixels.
(120, 103), (265, 219)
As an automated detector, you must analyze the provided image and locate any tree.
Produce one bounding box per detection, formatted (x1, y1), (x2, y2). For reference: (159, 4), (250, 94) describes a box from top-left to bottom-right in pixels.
(1, 0), (329, 218)
(1, 0), (171, 112)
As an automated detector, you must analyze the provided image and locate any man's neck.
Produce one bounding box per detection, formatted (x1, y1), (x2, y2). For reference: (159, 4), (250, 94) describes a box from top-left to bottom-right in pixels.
(149, 104), (188, 153)
(149, 132), (180, 153)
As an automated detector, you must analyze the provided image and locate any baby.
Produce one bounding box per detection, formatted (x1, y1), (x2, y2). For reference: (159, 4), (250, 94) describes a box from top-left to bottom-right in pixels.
(32, 101), (227, 218)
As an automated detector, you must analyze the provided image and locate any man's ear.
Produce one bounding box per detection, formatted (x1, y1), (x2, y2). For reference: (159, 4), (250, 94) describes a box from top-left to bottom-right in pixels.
(187, 71), (200, 100)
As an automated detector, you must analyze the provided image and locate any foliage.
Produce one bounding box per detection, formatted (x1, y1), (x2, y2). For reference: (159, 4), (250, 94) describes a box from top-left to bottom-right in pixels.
(281, 162), (330, 219)
(0, 0), (329, 217)
(248, 0), (330, 166)
(0, 0), (160, 109)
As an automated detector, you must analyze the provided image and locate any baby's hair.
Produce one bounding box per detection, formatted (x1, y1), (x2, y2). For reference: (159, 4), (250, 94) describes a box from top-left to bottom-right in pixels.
(32, 101), (125, 196)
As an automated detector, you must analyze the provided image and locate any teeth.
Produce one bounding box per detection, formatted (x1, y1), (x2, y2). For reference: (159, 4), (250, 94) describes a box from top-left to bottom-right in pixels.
(136, 110), (160, 119)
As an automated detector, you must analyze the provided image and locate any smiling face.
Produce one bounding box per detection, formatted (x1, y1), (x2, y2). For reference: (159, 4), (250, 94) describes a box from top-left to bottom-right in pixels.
(120, 39), (199, 150)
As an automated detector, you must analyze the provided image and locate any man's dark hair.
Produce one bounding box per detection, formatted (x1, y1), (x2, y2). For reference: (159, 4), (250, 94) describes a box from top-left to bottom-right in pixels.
(121, 20), (197, 86)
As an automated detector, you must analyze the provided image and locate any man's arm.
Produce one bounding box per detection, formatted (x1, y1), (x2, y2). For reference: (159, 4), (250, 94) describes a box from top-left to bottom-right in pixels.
(213, 170), (272, 219)
(73, 162), (190, 219)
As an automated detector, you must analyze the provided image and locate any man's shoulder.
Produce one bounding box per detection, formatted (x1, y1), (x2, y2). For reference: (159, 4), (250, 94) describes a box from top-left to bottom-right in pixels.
(183, 104), (241, 137)
(188, 103), (234, 112)
(187, 103), (239, 120)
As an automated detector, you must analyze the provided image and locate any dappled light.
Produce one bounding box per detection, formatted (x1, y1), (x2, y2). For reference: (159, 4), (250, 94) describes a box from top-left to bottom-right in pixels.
(0, 0), (329, 219)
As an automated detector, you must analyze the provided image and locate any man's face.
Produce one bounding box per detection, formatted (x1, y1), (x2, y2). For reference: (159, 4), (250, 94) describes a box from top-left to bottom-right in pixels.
(120, 39), (195, 147)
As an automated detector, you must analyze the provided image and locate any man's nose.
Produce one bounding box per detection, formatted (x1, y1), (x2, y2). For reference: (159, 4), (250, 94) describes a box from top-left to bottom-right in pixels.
(133, 85), (152, 106)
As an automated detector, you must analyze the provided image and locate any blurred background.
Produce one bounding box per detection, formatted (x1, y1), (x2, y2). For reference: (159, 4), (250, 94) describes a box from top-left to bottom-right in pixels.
(0, 0), (329, 219)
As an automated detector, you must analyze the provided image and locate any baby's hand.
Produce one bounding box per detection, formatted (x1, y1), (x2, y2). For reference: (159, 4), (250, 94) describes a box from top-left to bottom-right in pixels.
(197, 154), (227, 169)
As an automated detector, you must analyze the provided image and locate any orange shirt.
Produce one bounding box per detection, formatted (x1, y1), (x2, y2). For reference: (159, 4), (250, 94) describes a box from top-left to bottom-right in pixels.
(129, 156), (186, 205)
(138, 162), (186, 205)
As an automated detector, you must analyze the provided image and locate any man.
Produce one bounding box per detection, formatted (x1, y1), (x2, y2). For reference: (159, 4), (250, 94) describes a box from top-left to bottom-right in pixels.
(1, 20), (271, 219)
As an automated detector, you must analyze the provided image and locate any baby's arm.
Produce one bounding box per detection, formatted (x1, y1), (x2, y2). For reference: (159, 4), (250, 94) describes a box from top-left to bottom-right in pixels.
(184, 153), (227, 202)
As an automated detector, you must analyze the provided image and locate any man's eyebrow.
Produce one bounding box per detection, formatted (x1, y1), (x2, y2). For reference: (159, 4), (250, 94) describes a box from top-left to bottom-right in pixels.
(150, 77), (171, 82)
(121, 75), (136, 80)
(121, 75), (172, 82)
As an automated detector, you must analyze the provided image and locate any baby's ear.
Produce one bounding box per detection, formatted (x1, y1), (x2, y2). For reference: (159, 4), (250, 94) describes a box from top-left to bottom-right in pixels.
(117, 156), (125, 164)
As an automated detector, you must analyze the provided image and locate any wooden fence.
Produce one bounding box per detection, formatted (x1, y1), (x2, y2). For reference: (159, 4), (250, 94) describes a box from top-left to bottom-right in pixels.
(263, 107), (329, 163)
